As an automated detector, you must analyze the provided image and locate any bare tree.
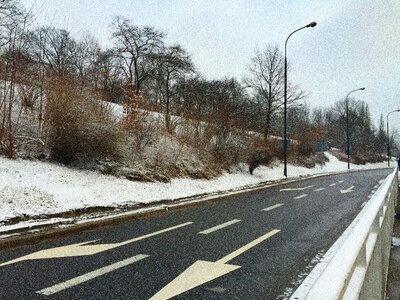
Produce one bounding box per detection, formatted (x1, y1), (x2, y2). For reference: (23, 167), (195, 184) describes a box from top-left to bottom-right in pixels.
(244, 44), (305, 139)
(0, 0), (31, 157)
(152, 45), (194, 132)
(28, 26), (76, 76)
(70, 34), (100, 85)
(112, 16), (165, 95)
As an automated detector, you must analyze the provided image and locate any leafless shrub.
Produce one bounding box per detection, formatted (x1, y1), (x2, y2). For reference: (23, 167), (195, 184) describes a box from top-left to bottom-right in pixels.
(44, 75), (120, 165)
(120, 90), (160, 154)
(247, 138), (275, 174)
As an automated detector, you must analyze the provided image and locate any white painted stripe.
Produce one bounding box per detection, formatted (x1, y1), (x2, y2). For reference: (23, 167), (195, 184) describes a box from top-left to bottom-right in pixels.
(118, 222), (193, 246)
(37, 254), (149, 296)
(199, 219), (241, 235)
(338, 180), (344, 183)
(262, 203), (284, 212)
(280, 185), (314, 192)
(217, 229), (280, 264)
(329, 183), (336, 187)
(314, 188), (325, 192)
(294, 194), (308, 199)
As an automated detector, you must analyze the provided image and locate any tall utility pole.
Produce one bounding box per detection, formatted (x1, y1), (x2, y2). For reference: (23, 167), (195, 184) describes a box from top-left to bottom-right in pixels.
(283, 21), (317, 177)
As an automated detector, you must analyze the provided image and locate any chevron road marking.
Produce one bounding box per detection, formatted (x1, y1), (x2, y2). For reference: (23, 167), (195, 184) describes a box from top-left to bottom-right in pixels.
(340, 186), (355, 194)
(149, 229), (280, 300)
(0, 222), (192, 267)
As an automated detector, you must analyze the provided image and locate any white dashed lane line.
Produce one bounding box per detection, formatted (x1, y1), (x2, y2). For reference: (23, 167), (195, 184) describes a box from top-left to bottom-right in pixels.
(314, 188), (325, 192)
(294, 194), (308, 199)
(262, 203), (284, 212)
(37, 254), (149, 296)
(199, 219), (242, 235)
(280, 185), (314, 192)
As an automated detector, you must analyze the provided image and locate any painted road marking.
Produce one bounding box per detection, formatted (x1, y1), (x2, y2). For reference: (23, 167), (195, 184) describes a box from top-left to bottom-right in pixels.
(340, 186), (355, 194)
(37, 254), (149, 296)
(150, 229), (280, 300)
(338, 180), (344, 183)
(199, 219), (241, 235)
(280, 185), (314, 192)
(329, 183), (336, 187)
(262, 203), (284, 212)
(314, 188), (325, 192)
(0, 222), (192, 267)
(294, 194), (308, 199)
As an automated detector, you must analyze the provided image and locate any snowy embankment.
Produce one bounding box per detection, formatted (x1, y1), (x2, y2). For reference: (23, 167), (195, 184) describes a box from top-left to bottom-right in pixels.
(0, 152), (392, 226)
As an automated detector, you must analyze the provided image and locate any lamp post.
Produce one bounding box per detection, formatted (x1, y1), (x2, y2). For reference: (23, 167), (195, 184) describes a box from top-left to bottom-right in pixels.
(345, 87), (365, 170)
(387, 109), (400, 167)
(284, 21), (317, 177)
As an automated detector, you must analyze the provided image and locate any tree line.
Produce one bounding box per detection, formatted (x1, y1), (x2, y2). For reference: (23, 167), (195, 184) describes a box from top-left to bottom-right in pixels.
(0, 0), (392, 171)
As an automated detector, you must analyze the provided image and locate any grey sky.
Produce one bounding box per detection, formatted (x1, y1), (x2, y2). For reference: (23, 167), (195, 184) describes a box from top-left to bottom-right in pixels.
(21, 0), (400, 133)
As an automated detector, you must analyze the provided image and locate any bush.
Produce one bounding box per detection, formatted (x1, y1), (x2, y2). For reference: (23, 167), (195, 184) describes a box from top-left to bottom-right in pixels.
(44, 76), (120, 165)
(247, 138), (275, 174)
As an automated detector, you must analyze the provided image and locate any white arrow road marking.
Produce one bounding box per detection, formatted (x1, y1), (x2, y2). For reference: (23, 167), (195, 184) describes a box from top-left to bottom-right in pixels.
(150, 229), (280, 300)
(340, 186), (355, 194)
(280, 185), (314, 192)
(262, 203), (284, 212)
(314, 188), (325, 192)
(199, 219), (241, 235)
(294, 194), (308, 199)
(36, 254), (149, 296)
(0, 222), (192, 267)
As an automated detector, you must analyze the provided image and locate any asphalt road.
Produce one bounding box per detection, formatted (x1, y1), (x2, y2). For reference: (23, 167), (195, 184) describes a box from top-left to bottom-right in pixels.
(0, 168), (393, 299)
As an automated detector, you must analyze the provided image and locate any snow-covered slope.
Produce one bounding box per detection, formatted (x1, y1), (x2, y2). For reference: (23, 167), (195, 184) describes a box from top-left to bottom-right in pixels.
(0, 152), (392, 224)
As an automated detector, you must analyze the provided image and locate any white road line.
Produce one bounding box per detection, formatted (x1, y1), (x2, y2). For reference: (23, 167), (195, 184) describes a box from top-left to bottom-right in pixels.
(280, 185), (314, 192)
(217, 229), (280, 264)
(294, 194), (308, 199)
(329, 183), (336, 187)
(262, 203), (284, 212)
(314, 188), (325, 192)
(0, 222), (192, 267)
(338, 180), (344, 183)
(199, 219), (241, 235)
(36, 254), (149, 296)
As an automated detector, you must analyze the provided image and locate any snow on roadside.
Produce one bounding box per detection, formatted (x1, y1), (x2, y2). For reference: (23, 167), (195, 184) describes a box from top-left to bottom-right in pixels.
(0, 152), (392, 224)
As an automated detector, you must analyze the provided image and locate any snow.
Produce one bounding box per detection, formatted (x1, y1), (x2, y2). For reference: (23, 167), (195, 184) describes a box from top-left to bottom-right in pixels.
(0, 151), (392, 226)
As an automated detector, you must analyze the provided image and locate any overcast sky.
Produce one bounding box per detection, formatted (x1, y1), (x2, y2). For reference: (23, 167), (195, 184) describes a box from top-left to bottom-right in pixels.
(21, 0), (400, 133)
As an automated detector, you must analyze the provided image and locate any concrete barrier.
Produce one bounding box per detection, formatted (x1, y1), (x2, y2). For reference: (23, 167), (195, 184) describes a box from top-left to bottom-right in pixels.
(290, 169), (398, 300)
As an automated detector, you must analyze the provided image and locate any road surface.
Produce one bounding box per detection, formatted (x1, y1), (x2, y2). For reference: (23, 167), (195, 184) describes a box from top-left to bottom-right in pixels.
(0, 168), (392, 299)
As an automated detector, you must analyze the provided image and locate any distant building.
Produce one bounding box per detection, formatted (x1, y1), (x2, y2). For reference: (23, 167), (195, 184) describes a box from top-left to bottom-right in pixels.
(313, 140), (327, 152)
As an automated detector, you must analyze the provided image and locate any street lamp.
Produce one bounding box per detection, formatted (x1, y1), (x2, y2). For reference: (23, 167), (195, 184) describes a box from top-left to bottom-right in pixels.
(387, 109), (400, 167)
(345, 87), (365, 170)
(284, 21), (317, 177)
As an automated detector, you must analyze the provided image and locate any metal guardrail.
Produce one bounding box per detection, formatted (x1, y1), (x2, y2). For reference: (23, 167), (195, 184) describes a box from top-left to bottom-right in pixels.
(291, 168), (398, 300)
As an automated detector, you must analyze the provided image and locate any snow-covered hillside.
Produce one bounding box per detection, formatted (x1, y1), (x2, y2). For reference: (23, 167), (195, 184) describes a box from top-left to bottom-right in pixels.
(0, 152), (392, 226)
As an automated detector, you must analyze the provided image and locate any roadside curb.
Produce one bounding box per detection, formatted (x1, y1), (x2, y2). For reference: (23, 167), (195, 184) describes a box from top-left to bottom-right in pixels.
(0, 167), (392, 250)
